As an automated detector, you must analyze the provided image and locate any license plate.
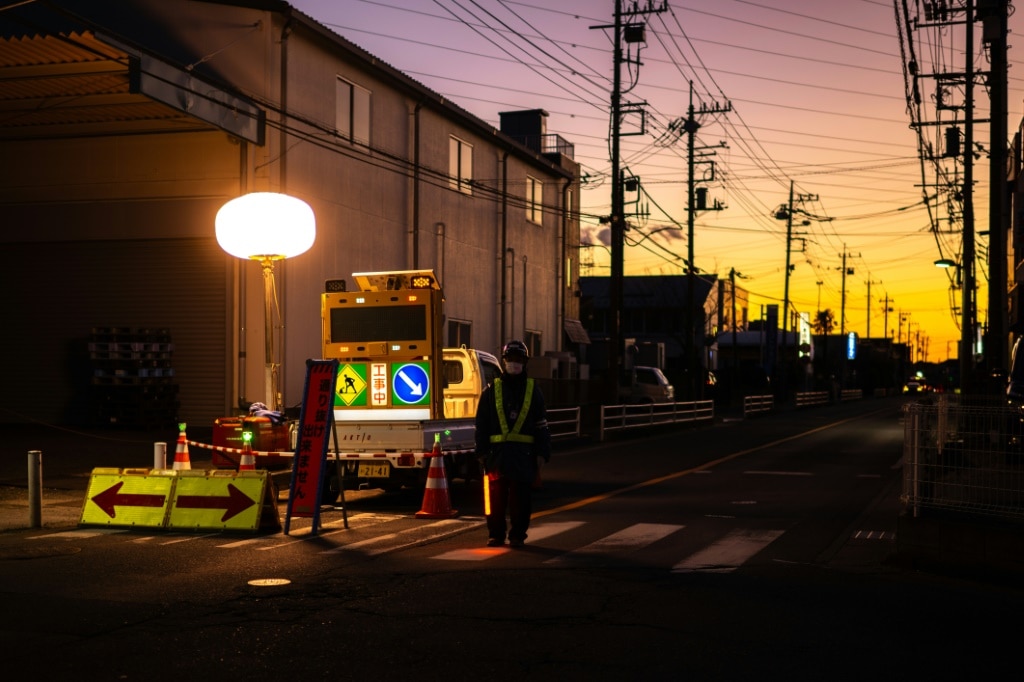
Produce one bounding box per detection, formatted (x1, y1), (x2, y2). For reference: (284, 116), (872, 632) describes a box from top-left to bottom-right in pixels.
(357, 462), (390, 478)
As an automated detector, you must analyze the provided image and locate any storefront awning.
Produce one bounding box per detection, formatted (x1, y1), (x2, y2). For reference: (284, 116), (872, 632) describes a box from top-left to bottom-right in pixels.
(564, 318), (591, 344)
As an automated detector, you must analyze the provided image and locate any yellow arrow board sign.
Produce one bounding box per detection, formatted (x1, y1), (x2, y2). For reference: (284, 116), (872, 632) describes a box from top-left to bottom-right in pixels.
(81, 468), (176, 528)
(167, 470), (273, 531)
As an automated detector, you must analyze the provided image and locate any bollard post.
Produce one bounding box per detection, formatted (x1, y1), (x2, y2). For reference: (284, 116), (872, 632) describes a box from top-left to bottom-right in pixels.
(27, 450), (42, 529)
(154, 442), (167, 470)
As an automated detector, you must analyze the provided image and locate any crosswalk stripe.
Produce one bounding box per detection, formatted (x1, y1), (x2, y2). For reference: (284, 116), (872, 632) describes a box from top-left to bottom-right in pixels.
(29, 528), (127, 539)
(44, 515), (892, 576)
(671, 528), (783, 573)
(321, 518), (478, 556)
(161, 534), (216, 545)
(546, 523), (683, 564)
(258, 513), (400, 550)
(218, 538), (266, 549)
(432, 520), (585, 561)
(523, 520), (586, 542)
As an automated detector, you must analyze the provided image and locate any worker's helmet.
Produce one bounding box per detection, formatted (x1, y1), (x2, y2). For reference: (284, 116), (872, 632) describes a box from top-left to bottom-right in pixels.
(502, 339), (530, 363)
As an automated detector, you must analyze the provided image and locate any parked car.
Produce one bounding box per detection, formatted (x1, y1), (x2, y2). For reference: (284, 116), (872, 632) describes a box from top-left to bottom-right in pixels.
(903, 379), (929, 394)
(1007, 338), (1024, 403)
(619, 366), (675, 403)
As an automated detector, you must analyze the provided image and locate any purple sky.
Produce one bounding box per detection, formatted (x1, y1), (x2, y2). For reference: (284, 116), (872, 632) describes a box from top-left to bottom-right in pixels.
(290, 0), (1024, 358)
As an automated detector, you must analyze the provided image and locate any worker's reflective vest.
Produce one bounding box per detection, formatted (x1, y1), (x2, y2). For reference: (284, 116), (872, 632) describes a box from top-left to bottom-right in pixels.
(489, 377), (536, 444)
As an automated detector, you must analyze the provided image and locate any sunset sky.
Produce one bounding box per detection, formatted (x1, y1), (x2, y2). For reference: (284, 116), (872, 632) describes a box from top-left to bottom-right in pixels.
(290, 0), (1024, 363)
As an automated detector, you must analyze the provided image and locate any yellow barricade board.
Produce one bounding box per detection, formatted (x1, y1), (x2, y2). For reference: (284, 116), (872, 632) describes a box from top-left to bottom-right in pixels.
(167, 470), (277, 531)
(80, 468), (280, 533)
(81, 468), (176, 528)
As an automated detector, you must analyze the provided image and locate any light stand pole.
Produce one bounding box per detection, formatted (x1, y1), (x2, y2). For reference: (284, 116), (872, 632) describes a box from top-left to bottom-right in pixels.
(216, 192), (316, 412)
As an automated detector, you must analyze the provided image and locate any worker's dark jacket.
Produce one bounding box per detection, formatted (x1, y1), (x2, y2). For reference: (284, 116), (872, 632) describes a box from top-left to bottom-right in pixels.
(475, 372), (551, 482)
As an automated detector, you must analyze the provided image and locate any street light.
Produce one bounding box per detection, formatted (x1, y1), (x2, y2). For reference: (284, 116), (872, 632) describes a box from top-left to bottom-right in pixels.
(934, 257), (963, 287)
(935, 257), (969, 384)
(216, 192), (316, 411)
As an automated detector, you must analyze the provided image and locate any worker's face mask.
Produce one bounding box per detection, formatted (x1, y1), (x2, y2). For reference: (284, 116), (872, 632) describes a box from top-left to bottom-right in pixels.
(504, 360), (524, 375)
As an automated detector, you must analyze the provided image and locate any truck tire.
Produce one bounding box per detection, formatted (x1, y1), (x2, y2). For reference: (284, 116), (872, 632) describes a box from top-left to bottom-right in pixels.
(320, 469), (343, 504)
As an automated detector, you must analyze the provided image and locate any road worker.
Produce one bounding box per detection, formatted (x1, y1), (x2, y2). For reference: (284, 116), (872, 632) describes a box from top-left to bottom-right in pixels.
(475, 340), (551, 547)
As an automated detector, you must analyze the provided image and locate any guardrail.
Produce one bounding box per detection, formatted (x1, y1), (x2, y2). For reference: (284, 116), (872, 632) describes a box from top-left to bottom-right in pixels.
(599, 400), (714, 440)
(743, 394), (773, 416)
(547, 406), (581, 440)
(841, 389), (863, 401)
(795, 391), (829, 407)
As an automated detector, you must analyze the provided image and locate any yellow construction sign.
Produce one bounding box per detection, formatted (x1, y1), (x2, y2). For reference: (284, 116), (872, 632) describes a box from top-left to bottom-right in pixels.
(168, 470), (279, 531)
(80, 468), (280, 532)
(335, 362), (367, 406)
(81, 468), (177, 528)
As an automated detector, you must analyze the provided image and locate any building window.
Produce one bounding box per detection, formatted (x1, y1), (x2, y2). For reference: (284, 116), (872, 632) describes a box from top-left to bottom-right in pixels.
(447, 319), (472, 348)
(449, 136), (473, 194)
(336, 77), (370, 144)
(526, 176), (543, 224)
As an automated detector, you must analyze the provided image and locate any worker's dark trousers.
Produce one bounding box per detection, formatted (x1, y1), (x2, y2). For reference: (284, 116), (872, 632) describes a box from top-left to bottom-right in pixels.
(486, 476), (532, 542)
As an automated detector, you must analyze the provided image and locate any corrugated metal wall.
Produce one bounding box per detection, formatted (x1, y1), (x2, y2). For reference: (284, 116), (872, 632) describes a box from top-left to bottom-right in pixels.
(2, 237), (228, 427)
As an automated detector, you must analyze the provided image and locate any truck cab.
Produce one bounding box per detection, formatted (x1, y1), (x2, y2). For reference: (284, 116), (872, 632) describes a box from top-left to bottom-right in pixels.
(442, 347), (502, 418)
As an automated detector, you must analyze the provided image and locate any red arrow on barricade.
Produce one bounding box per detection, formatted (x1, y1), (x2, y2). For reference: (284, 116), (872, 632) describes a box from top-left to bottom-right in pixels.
(91, 481), (167, 518)
(175, 483), (256, 522)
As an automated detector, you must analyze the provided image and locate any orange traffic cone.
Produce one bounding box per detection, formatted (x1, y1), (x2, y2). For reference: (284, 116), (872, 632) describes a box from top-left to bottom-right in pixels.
(239, 438), (256, 471)
(173, 423), (191, 470)
(416, 435), (458, 519)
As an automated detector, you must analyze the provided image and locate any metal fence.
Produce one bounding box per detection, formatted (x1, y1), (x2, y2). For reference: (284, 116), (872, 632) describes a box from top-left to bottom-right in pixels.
(795, 391), (829, 407)
(903, 397), (1024, 522)
(547, 406), (581, 440)
(599, 400), (714, 440)
(743, 394), (773, 416)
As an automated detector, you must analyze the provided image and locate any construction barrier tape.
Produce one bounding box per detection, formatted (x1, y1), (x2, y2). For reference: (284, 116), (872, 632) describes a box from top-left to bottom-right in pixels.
(185, 441), (474, 459)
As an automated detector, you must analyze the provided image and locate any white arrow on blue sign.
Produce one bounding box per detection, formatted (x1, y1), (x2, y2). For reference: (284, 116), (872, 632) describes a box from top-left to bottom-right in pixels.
(393, 363), (429, 404)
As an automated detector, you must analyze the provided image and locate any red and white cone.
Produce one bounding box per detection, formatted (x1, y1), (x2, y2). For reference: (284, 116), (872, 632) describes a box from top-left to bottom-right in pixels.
(416, 438), (458, 519)
(172, 423), (191, 471)
(239, 440), (256, 471)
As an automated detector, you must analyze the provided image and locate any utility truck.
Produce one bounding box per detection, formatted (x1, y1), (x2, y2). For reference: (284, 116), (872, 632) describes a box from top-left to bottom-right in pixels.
(212, 270), (500, 498)
(315, 270), (500, 498)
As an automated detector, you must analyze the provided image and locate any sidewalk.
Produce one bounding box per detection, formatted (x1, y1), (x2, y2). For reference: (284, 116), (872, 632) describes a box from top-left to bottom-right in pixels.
(0, 423), (210, 532)
(0, 486), (84, 532)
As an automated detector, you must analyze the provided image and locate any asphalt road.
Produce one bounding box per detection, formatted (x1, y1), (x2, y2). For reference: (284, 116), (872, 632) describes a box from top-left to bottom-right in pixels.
(1, 401), (1022, 681)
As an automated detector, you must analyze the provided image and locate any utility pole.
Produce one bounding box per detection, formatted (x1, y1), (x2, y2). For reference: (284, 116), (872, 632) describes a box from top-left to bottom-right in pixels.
(729, 267), (746, 401)
(677, 81), (729, 399)
(838, 247), (858, 337)
(865, 279), (881, 338)
(782, 182), (795, 372)
(776, 185), (815, 393)
(902, 0), (990, 391)
(983, 0), (1009, 372)
(880, 293), (895, 340)
(962, 0), (976, 392)
(591, 0), (666, 401)
(841, 251), (848, 337)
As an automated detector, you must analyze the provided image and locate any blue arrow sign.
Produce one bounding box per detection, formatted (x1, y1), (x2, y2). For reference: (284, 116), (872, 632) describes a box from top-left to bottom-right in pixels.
(393, 362), (430, 405)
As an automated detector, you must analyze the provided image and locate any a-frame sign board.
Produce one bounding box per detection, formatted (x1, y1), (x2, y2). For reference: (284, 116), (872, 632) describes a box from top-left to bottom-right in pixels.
(285, 359), (340, 536)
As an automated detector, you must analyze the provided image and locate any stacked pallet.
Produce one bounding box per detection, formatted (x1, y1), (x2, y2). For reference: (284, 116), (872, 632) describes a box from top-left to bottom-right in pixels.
(89, 327), (179, 427)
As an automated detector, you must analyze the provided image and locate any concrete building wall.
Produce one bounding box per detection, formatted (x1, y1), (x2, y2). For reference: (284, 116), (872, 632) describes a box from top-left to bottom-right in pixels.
(0, 0), (579, 425)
